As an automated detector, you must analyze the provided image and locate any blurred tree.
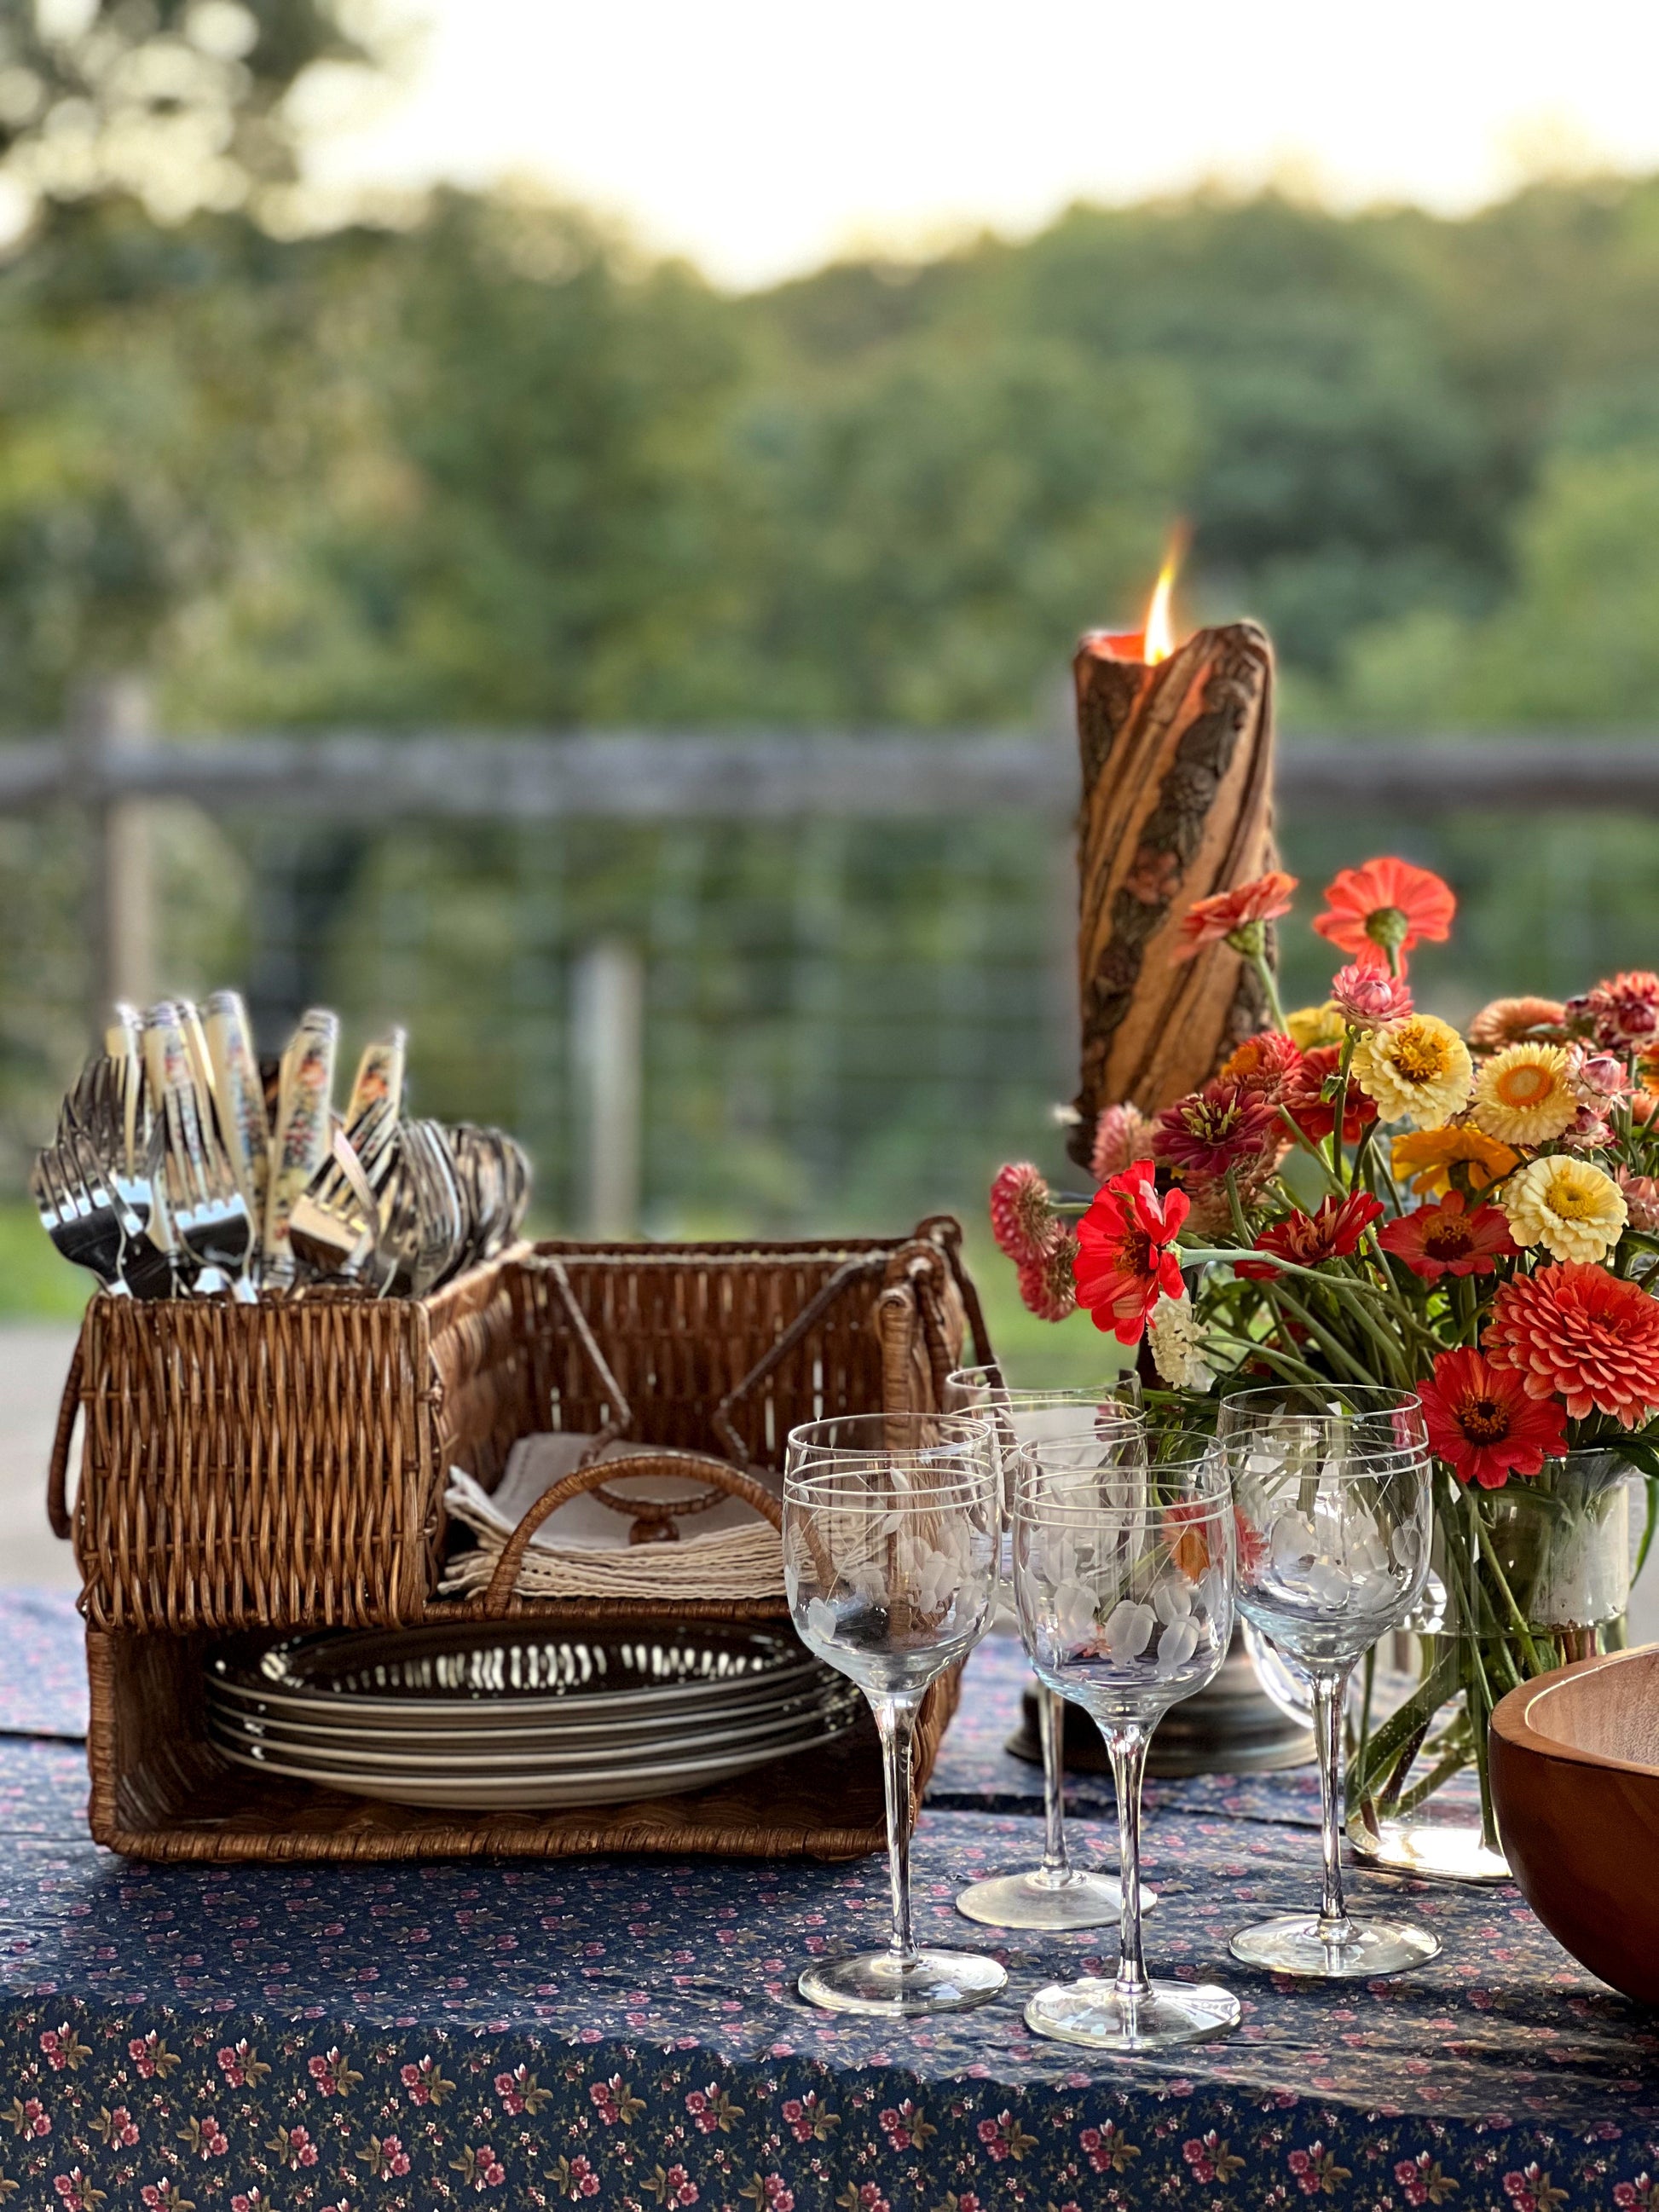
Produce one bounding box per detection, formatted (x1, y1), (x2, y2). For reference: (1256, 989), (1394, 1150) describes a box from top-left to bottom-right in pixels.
(0, 0), (379, 225)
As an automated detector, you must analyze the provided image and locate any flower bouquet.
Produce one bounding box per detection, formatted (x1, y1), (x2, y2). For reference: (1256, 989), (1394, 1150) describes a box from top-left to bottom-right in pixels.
(991, 856), (1659, 1874)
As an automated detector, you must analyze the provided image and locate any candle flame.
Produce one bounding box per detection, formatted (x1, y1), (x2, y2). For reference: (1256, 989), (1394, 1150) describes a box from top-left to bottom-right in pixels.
(1143, 531), (1187, 664)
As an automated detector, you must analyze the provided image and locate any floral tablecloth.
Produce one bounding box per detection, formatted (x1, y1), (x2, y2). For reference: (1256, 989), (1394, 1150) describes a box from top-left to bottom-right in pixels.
(0, 1594), (1655, 2212)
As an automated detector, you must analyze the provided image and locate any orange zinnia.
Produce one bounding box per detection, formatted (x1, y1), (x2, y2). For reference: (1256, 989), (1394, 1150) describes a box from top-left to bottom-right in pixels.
(1174, 870), (1297, 961)
(1312, 858), (1455, 975)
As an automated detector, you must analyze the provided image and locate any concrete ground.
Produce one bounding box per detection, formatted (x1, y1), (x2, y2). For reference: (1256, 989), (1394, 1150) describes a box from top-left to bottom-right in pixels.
(2, 1324), (1656, 1644)
(0, 1325), (82, 1589)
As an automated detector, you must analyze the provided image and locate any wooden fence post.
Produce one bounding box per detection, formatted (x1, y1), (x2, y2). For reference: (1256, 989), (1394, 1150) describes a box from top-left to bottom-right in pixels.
(69, 676), (155, 1041)
(573, 939), (644, 1238)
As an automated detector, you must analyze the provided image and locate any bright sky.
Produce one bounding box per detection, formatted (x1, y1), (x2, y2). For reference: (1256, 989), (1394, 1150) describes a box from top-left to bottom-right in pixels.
(307, 0), (1659, 290)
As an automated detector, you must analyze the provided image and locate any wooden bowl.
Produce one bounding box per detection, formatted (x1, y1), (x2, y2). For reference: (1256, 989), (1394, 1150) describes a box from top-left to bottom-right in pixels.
(1490, 1644), (1659, 2003)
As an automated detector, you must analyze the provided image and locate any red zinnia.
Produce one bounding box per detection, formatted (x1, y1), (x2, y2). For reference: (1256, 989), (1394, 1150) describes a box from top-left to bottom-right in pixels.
(1485, 1262), (1659, 1424)
(1419, 1346), (1567, 1489)
(1282, 1044), (1378, 1146)
(1018, 1233), (1078, 1323)
(1312, 857), (1456, 975)
(1152, 1080), (1279, 1184)
(1218, 1030), (1304, 1103)
(989, 1161), (1055, 1264)
(1567, 969), (1659, 1053)
(1235, 1190), (1384, 1280)
(1074, 1160), (1188, 1346)
(1173, 869), (1297, 961)
(1377, 1190), (1516, 1282)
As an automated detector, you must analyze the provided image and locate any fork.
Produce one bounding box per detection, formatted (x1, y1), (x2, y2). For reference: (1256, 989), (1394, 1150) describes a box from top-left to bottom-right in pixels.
(61, 1057), (175, 1298)
(153, 1042), (256, 1301)
(30, 1139), (130, 1295)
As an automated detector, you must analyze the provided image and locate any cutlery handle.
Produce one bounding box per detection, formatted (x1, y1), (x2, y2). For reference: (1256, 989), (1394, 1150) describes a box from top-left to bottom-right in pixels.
(105, 1003), (142, 1179)
(263, 1009), (338, 1281)
(203, 989), (271, 1218)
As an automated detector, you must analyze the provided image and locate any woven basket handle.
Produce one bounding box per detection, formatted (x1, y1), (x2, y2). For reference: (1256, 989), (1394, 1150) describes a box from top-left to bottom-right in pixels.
(46, 1331), (84, 1541)
(480, 1449), (783, 1617)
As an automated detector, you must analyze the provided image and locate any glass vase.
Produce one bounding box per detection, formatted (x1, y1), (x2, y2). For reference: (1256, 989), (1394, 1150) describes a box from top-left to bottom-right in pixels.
(1348, 1451), (1640, 1884)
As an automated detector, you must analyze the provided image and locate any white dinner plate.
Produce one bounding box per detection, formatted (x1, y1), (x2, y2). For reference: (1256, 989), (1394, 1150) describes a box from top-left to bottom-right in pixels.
(210, 1705), (861, 1809)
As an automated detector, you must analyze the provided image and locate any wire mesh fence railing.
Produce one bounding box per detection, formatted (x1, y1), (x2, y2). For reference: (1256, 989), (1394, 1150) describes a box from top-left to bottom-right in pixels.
(5, 712), (1659, 1242)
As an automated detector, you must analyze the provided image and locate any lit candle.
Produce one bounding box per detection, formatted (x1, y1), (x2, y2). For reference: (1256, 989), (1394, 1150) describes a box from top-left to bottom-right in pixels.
(1066, 535), (1279, 1170)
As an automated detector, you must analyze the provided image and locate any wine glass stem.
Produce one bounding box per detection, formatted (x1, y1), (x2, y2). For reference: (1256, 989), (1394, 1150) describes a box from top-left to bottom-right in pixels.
(873, 1693), (921, 1969)
(1312, 1666), (1357, 1944)
(1104, 1720), (1152, 2001)
(1036, 1680), (1071, 1883)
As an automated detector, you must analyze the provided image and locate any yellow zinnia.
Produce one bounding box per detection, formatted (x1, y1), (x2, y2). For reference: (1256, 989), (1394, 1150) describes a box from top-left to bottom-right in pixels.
(1470, 1042), (1580, 1147)
(1391, 1125), (1519, 1198)
(1286, 1001), (1347, 1052)
(1350, 1014), (1473, 1130)
(1503, 1154), (1627, 1264)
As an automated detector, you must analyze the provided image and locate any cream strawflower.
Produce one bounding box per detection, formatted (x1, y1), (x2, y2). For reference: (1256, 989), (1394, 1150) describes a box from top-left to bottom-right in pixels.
(1502, 1154), (1627, 1264)
(1147, 1290), (1214, 1391)
(1285, 1001), (1347, 1052)
(1470, 1042), (1580, 1146)
(1350, 1014), (1473, 1129)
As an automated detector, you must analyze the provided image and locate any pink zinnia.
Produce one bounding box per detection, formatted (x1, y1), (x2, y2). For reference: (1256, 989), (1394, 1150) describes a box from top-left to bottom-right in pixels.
(1152, 1079), (1278, 1185)
(1329, 961), (1413, 1028)
(989, 1161), (1055, 1264)
(1017, 1234), (1078, 1323)
(1568, 970), (1659, 1053)
(1089, 1102), (1156, 1182)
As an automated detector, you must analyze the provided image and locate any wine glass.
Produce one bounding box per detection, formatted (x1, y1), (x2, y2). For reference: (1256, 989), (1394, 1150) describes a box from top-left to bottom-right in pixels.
(943, 1369), (1147, 1931)
(783, 1410), (1007, 2017)
(1217, 1383), (1433, 1724)
(1011, 1428), (1240, 2052)
(1225, 1419), (1439, 1978)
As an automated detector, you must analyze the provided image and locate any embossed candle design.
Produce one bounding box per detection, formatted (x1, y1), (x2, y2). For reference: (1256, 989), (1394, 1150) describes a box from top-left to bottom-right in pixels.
(1066, 555), (1278, 1171)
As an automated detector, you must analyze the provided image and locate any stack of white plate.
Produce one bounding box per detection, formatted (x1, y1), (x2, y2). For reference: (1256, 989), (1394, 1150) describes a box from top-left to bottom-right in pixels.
(206, 1621), (861, 1811)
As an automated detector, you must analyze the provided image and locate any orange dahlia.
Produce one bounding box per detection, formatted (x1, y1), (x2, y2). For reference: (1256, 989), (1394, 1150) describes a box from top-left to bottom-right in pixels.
(1312, 857), (1456, 975)
(1074, 1161), (1188, 1345)
(1484, 1262), (1659, 1423)
(1174, 869), (1297, 961)
(1419, 1346), (1567, 1489)
(990, 1161), (1057, 1264)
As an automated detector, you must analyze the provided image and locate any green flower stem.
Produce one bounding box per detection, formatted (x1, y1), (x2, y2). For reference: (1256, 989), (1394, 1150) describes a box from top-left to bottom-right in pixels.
(1393, 1747), (1476, 1819)
(1260, 1281), (1378, 1386)
(1205, 1331), (1328, 1386)
(1274, 1106), (1347, 1196)
(1244, 944), (1286, 1032)
(1330, 1033), (1358, 1190)
(1469, 1505), (1549, 1673)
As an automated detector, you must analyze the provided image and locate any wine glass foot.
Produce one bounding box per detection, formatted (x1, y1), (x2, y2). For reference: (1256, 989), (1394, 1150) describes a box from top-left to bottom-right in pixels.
(1025, 1975), (1240, 2052)
(956, 1865), (1159, 1930)
(798, 1948), (1007, 2017)
(1229, 1913), (1440, 1978)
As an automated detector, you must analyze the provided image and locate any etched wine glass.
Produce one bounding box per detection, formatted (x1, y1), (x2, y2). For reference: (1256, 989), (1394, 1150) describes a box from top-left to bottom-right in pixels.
(1225, 1418), (1439, 1978)
(1217, 1383), (1434, 1733)
(783, 1410), (1007, 2017)
(1011, 1428), (1240, 2051)
(942, 1369), (1147, 1931)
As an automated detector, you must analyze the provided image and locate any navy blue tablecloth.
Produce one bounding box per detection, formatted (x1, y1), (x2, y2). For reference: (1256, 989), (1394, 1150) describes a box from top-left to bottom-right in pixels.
(0, 1593), (1654, 2212)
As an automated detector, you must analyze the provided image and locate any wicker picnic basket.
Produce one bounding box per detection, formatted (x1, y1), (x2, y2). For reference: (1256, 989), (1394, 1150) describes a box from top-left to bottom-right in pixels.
(55, 1219), (995, 1862)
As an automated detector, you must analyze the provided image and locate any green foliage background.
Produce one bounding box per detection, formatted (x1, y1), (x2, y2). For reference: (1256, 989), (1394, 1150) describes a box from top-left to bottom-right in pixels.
(6, 15), (1659, 1297)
